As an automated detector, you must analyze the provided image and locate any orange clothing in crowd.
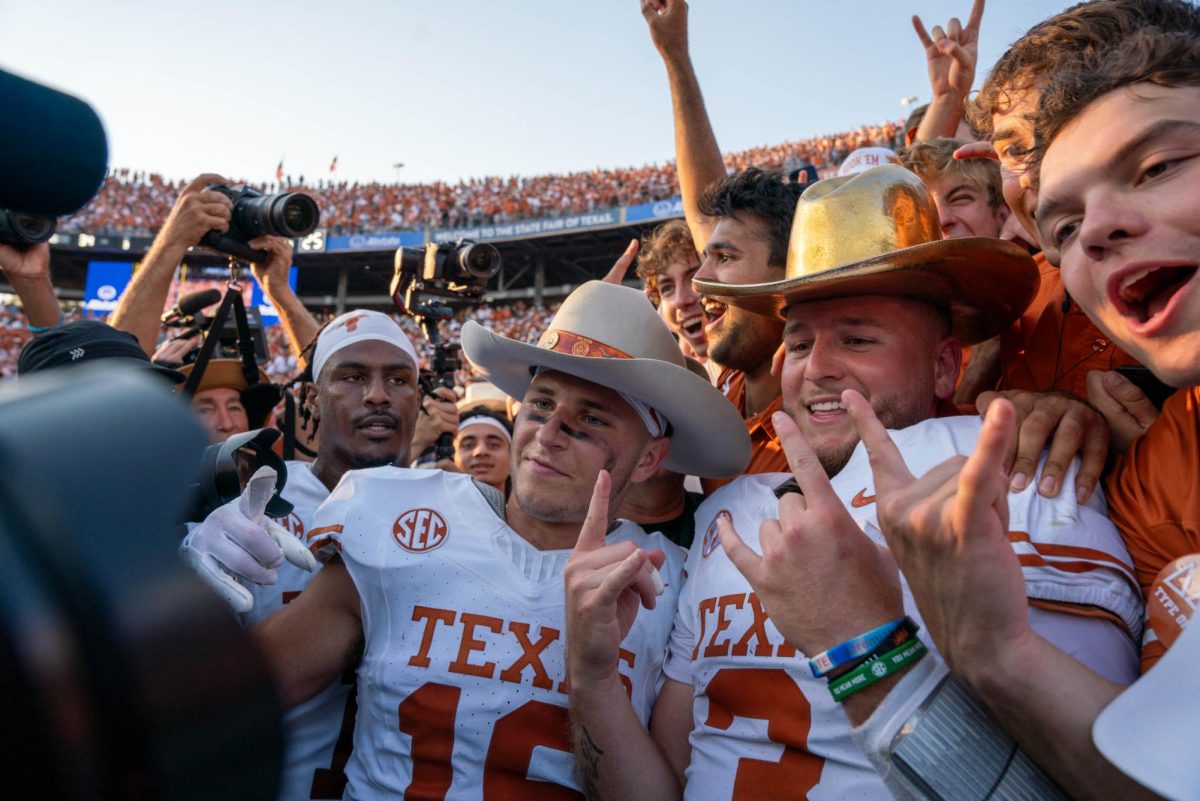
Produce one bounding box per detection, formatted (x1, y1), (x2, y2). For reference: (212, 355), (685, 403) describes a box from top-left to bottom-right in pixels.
(1000, 252), (1139, 398)
(702, 368), (787, 495)
(1104, 386), (1200, 672)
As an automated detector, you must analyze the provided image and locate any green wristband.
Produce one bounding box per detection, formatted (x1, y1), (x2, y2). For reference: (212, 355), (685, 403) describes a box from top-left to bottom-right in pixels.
(828, 637), (928, 703)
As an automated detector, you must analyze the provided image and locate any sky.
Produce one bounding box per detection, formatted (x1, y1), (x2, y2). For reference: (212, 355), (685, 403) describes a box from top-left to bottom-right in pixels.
(0, 0), (1067, 187)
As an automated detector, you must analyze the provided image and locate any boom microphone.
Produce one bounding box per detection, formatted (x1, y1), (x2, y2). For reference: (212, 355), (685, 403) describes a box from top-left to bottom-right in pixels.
(162, 288), (222, 323)
(0, 68), (109, 216)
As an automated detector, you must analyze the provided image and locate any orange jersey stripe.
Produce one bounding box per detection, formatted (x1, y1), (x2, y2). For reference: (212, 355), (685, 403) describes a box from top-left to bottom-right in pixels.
(307, 524), (344, 542)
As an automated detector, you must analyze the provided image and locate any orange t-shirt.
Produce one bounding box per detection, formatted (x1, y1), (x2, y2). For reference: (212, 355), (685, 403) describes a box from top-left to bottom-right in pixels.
(1000, 252), (1139, 397)
(702, 368), (787, 495)
(1104, 386), (1200, 671)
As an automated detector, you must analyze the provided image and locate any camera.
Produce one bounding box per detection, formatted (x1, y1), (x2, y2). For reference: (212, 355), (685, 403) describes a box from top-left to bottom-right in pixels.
(200, 184), (320, 263)
(391, 239), (500, 311)
(0, 208), (56, 248)
(163, 289), (271, 365)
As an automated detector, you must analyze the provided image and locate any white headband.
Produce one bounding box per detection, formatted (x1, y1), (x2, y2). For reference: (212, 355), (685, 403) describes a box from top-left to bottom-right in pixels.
(312, 310), (419, 380)
(458, 415), (512, 442)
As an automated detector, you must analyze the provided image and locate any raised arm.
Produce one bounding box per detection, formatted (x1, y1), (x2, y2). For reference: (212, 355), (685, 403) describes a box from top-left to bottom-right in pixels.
(248, 235), (319, 366)
(911, 0), (984, 143)
(109, 173), (232, 353)
(564, 471), (687, 800)
(0, 242), (62, 329)
(642, 0), (725, 252)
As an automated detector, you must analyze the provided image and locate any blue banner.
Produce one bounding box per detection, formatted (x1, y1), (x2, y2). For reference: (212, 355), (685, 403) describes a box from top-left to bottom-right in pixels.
(251, 267), (298, 327)
(625, 196), (684, 223)
(83, 261), (134, 313)
(325, 230), (426, 252)
(431, 209), (623, 244)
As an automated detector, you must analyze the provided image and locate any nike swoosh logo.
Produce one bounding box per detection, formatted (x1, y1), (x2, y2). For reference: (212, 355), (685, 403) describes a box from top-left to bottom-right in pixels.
(851, 489), (876, 508)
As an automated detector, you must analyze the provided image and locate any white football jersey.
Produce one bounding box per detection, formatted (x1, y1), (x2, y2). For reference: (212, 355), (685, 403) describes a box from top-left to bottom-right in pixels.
(665, 415), (1143, 801)
(308, 466), (686, 800)
(242, 461), (356, 801)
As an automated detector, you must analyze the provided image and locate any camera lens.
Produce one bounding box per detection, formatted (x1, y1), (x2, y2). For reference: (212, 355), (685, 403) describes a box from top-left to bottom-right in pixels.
(0, 209), (56, 246)
(456, 243), (501, 280)
(271, 194), (319, 237)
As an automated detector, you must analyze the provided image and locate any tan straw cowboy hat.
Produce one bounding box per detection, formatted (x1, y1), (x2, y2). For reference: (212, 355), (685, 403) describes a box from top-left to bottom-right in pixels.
(460, 281), (750, 478)
(693, 164), (1039, 345)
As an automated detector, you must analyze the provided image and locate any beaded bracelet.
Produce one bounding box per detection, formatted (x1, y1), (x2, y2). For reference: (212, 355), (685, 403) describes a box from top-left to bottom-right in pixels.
(828, 637), (928, 703)
(808, 619), (904, 678)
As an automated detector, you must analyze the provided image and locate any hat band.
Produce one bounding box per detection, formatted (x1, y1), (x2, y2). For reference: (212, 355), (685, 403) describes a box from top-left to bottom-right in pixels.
(538, 329), (632, 360)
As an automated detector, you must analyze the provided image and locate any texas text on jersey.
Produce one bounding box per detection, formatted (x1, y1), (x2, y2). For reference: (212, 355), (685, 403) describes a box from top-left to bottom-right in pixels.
(308, 467), (686, 799)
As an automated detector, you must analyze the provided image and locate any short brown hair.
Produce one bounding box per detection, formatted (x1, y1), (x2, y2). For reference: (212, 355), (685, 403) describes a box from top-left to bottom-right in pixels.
(636, 219), (697, 306)
(1033, 25), (1200, 174)
(900, 138), (1004, 210)
(968, 0), (1200, 135)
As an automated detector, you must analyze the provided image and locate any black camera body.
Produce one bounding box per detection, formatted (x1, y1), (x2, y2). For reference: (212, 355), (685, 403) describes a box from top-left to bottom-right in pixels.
(391, 239), (500, 313)
(0, 208), (55, 248)
(199, 184), (319, 263)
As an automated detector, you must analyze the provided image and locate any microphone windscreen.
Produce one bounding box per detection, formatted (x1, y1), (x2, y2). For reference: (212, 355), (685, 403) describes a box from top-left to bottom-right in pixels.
(0, 68), (109, 216)
(176, 289), (223, 317)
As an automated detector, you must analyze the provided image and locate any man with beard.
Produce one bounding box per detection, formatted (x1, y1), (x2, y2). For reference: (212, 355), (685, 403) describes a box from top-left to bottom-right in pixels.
(186, 282), (749, 798)
(565, 166), (1141, 801)
(182, 308), (422, 800)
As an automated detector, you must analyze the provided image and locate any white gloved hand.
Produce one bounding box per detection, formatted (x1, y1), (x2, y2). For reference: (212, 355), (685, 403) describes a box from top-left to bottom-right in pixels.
(181, 465), (317, 613)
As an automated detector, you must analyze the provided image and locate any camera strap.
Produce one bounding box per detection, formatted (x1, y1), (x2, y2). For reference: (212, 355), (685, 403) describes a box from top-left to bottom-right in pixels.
(181, 282), (262, 397)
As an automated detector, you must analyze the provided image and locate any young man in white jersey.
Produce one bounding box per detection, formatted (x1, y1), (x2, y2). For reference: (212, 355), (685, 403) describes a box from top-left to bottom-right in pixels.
(194, 281), (750, 798)
(565, 165), (1145, 800)
(183, 309), (423, 800)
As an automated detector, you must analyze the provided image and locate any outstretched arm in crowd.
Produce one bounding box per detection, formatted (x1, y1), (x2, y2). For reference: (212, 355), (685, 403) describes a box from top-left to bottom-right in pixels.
(0, 242), (62, 329)
(844, 394), (1152, 799)
(109, 173), (232, 353)
(248, 235), (319, 367)
(643, 0), (725, 253)
(911, 0), (984, 143)
(253, 557), (364, 707)
(565, 471), (689, 801)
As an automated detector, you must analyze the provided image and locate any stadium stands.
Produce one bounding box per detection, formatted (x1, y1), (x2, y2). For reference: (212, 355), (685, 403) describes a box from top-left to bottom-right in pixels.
(59, 121), (902, 237)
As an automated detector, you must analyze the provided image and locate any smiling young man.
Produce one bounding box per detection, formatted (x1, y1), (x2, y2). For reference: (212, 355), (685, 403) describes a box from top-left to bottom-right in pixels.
(453, 408), (511, 493)
(1027, 22), (1200, 796)
(636, 219), (713, 369)
(565, 165), (1142, 801)
(196, 282), (749, 798)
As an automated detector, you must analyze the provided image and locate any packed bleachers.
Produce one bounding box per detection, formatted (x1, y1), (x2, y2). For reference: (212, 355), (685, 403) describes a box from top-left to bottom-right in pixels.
(59, 121), (903, 237)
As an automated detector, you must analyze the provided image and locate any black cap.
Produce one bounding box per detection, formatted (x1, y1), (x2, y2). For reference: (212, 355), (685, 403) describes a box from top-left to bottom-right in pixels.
(18, 320), (186, 384)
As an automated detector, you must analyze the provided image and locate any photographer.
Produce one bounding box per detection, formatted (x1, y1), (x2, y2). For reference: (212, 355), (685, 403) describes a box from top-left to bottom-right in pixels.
(0, 241), (64, 331)
(109, 172), (319, 363)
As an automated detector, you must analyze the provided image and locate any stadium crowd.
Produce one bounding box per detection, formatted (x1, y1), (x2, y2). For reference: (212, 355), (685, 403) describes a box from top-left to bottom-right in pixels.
(59, 121), (903, 237)
(2, 1), (1198, 799)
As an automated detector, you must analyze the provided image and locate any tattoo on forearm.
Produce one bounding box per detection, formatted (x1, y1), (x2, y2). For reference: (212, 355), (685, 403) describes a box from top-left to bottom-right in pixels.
(579, 725), (605, 801)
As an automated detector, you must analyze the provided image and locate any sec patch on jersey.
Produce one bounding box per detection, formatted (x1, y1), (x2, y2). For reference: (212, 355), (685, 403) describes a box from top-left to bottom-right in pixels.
(392, 508), (449, 553)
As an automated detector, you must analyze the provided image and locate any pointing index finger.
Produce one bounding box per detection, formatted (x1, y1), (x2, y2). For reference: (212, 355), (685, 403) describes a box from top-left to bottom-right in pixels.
(842, 389), (915, 495)
(966, 0), (986, 34)
(576, 469), (612, 552)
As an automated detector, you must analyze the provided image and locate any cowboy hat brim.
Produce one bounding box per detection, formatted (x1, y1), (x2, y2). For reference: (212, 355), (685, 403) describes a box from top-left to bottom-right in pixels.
(460, 321), (750, 479)
(694, 237), (1039, 346)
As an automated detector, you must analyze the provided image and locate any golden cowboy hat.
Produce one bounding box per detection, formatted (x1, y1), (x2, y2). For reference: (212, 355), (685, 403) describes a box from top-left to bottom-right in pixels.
(460, 281), (750, 479)
(693, 164), (1039, 345)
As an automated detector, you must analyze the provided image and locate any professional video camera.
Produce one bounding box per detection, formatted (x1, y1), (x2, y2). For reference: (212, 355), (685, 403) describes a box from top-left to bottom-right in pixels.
(199, 184), (320, 264)
(391, 240), (501, 461)
(0, 208), (56, 248)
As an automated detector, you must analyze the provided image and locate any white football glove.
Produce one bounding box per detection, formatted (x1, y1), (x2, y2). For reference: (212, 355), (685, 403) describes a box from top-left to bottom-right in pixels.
(181, 465), (317, 613)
